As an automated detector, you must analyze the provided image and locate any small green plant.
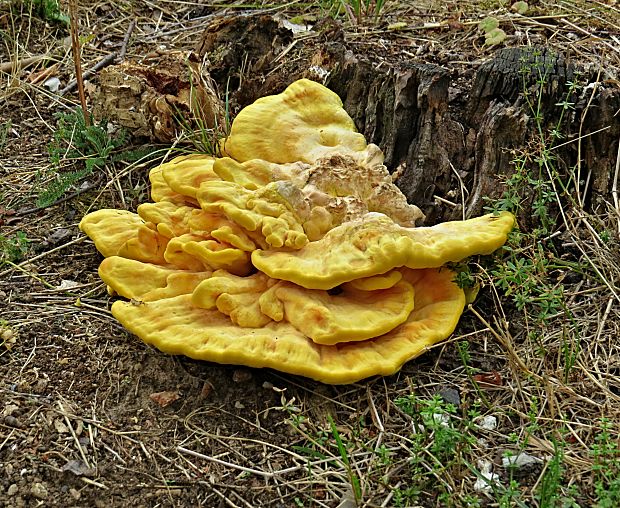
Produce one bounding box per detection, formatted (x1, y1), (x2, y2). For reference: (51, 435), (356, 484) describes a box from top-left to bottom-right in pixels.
(48, 108), (127, 171)
(319, 0), (386, 23)
(511, 1), (529, 15)
(537, 439), (566, 507)
(479, 16), (507, 46)
(172, 65), (230, 155)
(393, 394), (478, 504)
(38, 108), (156, 208)
(27, 0), (69, 25)
(591, 418), (620, 507)
(328, 415), (362, 503)
(486, 55), (585, 332)
(0, 231), (29, 265)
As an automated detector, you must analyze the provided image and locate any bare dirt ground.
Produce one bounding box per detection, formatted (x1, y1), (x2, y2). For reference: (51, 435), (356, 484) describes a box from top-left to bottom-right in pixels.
(1, 1), (620, 507)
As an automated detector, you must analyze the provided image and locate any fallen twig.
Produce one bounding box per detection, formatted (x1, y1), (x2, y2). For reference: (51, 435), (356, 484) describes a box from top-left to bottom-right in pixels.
(60, 19), (135, 97)
(0, 55), (48, 73)
(613, 133), (620, 234)
(13, 181), (100, 218)
(119, 19), (136, 61)
(177, 446), (303, 478)
(68, 0), (89, 125)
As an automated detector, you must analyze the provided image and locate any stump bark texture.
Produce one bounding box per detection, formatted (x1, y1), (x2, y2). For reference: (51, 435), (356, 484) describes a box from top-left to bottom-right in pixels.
(193, 16), (620, 224)
(103, 16), (610, 226)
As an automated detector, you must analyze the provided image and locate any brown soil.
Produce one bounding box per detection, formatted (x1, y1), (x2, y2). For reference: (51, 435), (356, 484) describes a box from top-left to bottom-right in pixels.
(1, 1), (619, 507)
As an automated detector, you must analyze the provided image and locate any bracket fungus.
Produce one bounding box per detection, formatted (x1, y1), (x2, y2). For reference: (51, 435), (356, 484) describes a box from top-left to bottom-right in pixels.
(80, 78), (515, 384)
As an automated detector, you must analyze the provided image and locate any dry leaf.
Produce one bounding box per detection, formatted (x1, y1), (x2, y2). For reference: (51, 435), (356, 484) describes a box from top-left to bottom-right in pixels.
(62, 460), (95, 477)
(54, 418), (70, 434)
(473, 371), (503, 386)
(149, 391), (181, 407)
(485, 28), (507, 46)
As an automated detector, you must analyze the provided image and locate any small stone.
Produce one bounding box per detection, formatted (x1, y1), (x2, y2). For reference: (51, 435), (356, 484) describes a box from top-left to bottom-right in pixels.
(30, 482), (47, 500)
(47, 228), (72, 245)
(149, 391), (181, 407)
(69, 488), (81, 500)
(234, 401), (245, 409)
(476, 415), (498, 430)
(432, 412), (450, 427)
(8, 484), (18, 496)
(474, 460), (499, 492)
(502, 452), (543, 468)
(4, 415), (22, 428)
(43, 77), (61, 92)
(62, 459), (94, 477)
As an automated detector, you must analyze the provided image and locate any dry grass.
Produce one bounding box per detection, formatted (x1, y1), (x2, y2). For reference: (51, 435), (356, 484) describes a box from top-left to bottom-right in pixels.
(1, 1), (620, 506)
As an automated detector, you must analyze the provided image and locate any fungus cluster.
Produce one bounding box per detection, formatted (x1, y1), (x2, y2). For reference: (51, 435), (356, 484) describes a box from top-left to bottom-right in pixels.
(80, 79), (514, 384)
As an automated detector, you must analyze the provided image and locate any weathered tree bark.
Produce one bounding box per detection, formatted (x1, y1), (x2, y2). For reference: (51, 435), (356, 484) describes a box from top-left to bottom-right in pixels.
(193, 16), (620, 224)
(193, 16), (620, 225)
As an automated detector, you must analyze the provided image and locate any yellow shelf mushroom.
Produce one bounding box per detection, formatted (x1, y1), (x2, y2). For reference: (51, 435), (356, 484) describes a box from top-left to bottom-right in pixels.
(80, 78), (514, 384)
(252, 211), (515, 290)
(110, 268), (464, 384)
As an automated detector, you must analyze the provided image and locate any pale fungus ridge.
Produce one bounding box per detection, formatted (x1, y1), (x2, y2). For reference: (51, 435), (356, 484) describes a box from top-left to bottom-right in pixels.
(80, 78), (515, 384)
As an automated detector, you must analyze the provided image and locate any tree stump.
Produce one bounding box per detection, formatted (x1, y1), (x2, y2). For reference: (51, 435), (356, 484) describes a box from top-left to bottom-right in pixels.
(192, 16), (620, 224)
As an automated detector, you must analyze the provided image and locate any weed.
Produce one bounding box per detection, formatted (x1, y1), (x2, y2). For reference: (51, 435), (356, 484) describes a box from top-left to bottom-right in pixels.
(537, 439), (566, 507)
(172, 65), (230, 155)
(26, 0), (69, 25)
(393, 394), (478, 504)
(457, 340), (492, 408)
(452, 263), (476, 289)
(498, 479), (524, 507)
(49, 108), (126, 171)
(479, 17), (507, 46)
(0, 121), (11, 152)
(375, 443), (391, 466)
(478, 51), (588, 398)
(393, 485), (422, 507)
(328, 415), (362, 503)
(485, 53), (586, 334)
(0, 231), (29, 265)
(38, 108), (156, 208)
(318, 0), (386, 23)
(591, 418), (620, 507)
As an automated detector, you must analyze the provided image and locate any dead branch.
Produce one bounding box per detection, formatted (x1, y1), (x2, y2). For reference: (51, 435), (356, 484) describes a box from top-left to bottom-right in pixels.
(60, 19), (135, 97)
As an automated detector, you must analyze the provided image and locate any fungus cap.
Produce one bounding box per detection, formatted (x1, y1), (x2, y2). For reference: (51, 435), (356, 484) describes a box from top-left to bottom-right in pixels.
(99, 256), (212, 301)
(252, 211), (516, 289)
(160, 154), (219, 199)
(222, 79), (369, 164)
(110, 268), (464, 384)
(79, 209), (169, 264)
(191, 270), (416, 345)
